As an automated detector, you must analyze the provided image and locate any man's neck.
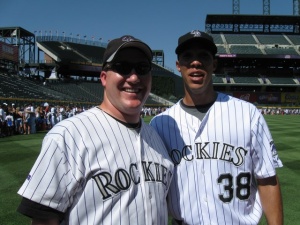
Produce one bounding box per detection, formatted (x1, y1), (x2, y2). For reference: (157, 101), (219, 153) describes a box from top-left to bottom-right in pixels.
(99, 103), (140, 124)
(183, 90), (218, 106)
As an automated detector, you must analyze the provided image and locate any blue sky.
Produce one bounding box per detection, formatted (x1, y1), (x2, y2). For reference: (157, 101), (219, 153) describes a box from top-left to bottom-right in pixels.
(0, 0), (295, 75)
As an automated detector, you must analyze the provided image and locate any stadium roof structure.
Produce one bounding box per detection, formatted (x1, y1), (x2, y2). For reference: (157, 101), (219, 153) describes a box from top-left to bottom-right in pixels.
(205, 14), (300, 35)
(0, 26), (36, 63)
(0, 26), (35, 38)
(206, 14), (300, 26)
(29, 36), (176, 79)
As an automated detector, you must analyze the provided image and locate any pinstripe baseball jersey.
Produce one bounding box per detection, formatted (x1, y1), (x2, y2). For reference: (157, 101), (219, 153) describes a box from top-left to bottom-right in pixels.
(18, 107), (173, 225)
(150, 92), (282, 225)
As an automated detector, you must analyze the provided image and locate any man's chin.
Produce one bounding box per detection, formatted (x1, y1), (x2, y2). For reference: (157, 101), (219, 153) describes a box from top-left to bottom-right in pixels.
(123, 101), (144, 111)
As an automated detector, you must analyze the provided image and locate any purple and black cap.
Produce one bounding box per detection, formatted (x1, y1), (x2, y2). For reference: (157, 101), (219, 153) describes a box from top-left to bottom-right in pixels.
(102, 35), (153, 67)
(175, 30), (217, 56)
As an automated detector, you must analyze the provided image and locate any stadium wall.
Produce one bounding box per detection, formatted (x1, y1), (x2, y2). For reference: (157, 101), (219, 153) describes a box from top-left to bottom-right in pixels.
(233, 92), (300, 105)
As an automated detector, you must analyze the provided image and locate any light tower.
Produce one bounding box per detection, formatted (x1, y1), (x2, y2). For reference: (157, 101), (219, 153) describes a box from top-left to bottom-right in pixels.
(294, 0), (300, 15)
(263, 0), (270, 15)
(233, 0), (298, 15)
(232, 0), (240, 14)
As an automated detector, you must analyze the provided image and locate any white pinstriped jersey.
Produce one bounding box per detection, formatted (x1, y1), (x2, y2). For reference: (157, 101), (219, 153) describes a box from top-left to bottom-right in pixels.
(150, 92), (282, 225)
(18, 107), (173, 225)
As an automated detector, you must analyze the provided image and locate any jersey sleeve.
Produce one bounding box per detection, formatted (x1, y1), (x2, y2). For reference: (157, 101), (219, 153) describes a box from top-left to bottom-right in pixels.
(17, 197), (65, 221)
(17, 134), (79, 213)
(251, 111), (283, 179)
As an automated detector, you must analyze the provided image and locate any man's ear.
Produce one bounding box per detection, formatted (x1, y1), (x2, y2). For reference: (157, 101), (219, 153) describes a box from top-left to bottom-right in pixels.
(213, 59), (218, 71)
(100, 71), (107, 87)
(176, 60), (181, 73)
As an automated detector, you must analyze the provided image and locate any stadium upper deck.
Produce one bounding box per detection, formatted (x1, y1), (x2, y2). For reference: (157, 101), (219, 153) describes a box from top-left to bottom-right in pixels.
(203, 14), (300, 105)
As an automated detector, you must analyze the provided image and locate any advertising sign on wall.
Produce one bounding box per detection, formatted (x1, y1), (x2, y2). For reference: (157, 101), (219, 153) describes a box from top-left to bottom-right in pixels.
(0, 42), (19, 62)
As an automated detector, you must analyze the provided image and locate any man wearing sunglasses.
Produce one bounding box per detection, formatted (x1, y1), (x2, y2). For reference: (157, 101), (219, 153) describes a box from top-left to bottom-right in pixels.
(150, 30), (283, 225)
(17, 35), (174, 225)
(100, 36), (153, 123)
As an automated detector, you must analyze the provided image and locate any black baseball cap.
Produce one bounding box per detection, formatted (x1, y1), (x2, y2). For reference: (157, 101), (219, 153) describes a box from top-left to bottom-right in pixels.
(102, 35), (153, 67)
(175, 30), (217, 56)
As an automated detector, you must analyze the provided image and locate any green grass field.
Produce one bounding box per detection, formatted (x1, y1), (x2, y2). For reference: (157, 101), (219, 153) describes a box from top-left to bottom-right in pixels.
(0, 115), (299, 225)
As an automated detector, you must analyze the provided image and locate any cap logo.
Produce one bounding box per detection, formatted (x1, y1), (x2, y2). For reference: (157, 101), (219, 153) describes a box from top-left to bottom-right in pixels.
(121, 36), (135, 42)
(191, 30), (202, 37)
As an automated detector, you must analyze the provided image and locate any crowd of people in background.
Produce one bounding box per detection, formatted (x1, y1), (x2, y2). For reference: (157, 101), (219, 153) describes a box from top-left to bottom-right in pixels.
(0, 101), (299, 138)
(0, 102), (88, 138)
(0, 102), (167, 138)
(259, 107), (300, 115)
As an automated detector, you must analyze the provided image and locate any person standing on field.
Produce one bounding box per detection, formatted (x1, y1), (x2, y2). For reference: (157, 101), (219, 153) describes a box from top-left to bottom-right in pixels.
(17, 35), (173, 225)
(150, 30), (283, 225)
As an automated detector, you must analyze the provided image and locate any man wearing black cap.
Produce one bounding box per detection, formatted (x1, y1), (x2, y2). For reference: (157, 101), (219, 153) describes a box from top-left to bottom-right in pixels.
(150, 30), (283, 225)
(17, 35), (174, 225)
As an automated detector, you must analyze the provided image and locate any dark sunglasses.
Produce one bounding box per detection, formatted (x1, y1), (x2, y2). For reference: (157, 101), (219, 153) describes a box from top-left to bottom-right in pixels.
(105, 62), (151, 76)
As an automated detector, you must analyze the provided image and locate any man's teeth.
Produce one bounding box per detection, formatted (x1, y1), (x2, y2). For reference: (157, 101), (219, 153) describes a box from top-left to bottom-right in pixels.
(190, 73), (202, 77)
(125, 88), (138, 93)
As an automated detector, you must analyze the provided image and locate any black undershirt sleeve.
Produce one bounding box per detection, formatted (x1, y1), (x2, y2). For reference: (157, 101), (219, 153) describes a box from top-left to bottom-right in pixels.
(17, 197), (65, 221)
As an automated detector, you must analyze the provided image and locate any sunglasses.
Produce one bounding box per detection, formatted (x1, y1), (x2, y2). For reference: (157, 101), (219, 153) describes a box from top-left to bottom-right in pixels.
(105, 62), (152, 76)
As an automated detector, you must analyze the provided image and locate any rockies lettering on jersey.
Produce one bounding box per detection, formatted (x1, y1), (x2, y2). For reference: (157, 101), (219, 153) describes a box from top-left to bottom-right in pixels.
(170, 142), (248, 166)
(93, 161), (172, 200)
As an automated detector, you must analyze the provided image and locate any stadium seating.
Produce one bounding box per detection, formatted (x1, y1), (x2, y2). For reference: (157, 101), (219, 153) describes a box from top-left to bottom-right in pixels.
(0, 73), (70, 100)
(46, 82), (103, 102)
(286, 35), (300, 45)
(224, 34), (257, 44)
(233, 76), (260, 84)
(217, 45), (227, 54)
(212, 74), (224, 83)
(0, 72), (163, 106)
(212, 33), (300, 57)
(264, 47), (298, 55)
(229, 45), (263, 54)
(255, 34), (290, 45)
(267, 77), (297, 85)
(211, 34), (223, 44)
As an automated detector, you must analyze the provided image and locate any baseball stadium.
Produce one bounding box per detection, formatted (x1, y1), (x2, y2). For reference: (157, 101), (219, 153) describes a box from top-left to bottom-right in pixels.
(1, 0), (300, 224)
(1, 15), (300, 109)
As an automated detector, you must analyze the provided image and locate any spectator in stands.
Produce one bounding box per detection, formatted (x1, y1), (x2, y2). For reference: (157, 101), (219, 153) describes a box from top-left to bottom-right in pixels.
(75, 106), (83, 115)
(11, 103), (17, 134)
(58, 105), (67, 122)
(35, 106), (46, 131)
(0, 103), (7, 137)
(17, 35), (173, 225)
(47, 104), (58, 129)
(43, 102), (50, 114)
(30, 104), (36, 133)
(23, 104), (33, 135)
(5, 112), (14, 136)
(66, 106), (73, 118)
